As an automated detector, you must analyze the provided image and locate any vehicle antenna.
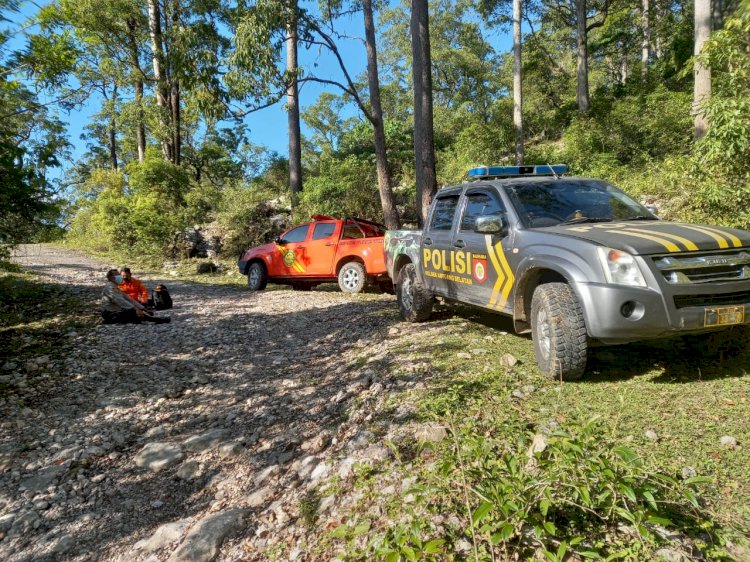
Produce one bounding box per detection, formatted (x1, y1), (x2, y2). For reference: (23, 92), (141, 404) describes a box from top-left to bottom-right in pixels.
(549, 165), (559, 180)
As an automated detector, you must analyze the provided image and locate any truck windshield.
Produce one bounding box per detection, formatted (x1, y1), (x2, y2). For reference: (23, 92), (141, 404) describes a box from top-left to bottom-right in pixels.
(506, 180), (656, 228)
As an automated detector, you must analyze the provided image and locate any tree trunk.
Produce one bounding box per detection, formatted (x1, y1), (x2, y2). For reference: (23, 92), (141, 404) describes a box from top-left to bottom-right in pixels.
(147, 0), (172, 161)
(171, 80), (180, 165)
(286, 4), (303, 208)
(576, 0), (590, 114)
(127, 19), (146, 162)
(513, 0), (524, 165)
(134, 78), (146, 162)
(363, 0), (400, 229)
(642, 0), (650, 82)
(411, 0), (437, 226)
(109, 85), (118, 170)
(694, 0), (712, 139)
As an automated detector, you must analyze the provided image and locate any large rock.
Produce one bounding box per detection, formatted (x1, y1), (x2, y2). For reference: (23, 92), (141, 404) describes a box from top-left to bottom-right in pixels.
(134, 518), (192, 553)
(134, 443), (184, 473)
(166, 509), (248, 562)
(183, 430), (227, 453)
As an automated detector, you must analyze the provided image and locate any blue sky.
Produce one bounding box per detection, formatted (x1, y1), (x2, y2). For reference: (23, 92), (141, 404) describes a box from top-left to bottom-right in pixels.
(4, 1), (514, 172)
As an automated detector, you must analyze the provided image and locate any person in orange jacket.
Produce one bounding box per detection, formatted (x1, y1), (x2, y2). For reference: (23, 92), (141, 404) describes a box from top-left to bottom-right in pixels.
(119, 267), (149, 305)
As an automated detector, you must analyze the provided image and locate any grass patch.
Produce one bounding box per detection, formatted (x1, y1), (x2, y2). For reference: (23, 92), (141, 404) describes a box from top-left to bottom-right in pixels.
(0, 263), (95, 395)
(330, 304), (750, 560)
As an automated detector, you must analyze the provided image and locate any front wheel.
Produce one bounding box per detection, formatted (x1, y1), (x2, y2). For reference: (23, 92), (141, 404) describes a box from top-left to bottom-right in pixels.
(247, 262), (268, 292)
(338, 262), (366, 293)
(396, 263), (433, 322)
(530, 283), (587, 381)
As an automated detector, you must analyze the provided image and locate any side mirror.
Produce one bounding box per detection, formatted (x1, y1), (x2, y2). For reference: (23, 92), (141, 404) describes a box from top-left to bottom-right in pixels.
(474, 214), (509, 237)
(274, 236), (284, 245)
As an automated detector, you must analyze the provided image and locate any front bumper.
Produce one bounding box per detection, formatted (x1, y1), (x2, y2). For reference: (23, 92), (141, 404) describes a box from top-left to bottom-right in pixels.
(575, 282), (750, 344)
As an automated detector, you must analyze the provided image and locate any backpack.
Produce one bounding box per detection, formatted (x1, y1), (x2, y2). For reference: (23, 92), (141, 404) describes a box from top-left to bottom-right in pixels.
(152, 284), (173, 310)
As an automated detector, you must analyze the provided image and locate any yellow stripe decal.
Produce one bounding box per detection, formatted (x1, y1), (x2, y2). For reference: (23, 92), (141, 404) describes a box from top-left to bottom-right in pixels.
(485, 237), (504, 308)
(694, 225), (741, 248)
(670, 225), (729, 249)
(625, 228), (699, 251)
(607, 230), (680, 252)
(485, 236), (515, 311)
(494, 242), (515, 310)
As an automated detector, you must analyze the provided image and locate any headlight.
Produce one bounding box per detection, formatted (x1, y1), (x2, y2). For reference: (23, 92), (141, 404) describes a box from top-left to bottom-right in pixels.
(597, 247), (646, 287)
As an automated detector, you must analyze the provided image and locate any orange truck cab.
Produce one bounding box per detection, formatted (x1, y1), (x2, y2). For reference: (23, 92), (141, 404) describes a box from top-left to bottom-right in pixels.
(238, 215), (389, 293)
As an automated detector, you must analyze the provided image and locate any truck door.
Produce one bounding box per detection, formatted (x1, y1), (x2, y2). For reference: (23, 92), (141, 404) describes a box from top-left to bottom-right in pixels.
(273, 224), (311, 277)
(422, 192), (461, 297)
(454, 188), (514, 312)
(303, 221), (340, 276)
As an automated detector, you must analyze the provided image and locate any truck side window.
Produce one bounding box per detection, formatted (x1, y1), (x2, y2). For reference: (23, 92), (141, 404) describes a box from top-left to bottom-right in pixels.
(343, 225), (364, 239)
(461, 192), (504, 231)
(281, 225), (309, 243)
(429, 195), (460, 231)
(312, 223), (336, 240)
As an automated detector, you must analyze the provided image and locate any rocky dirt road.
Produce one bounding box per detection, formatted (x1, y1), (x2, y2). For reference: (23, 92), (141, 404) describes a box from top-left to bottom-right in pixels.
(2, 245), (421, 561)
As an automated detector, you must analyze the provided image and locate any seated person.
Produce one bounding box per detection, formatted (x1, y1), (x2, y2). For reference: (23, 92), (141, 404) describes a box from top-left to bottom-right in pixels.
(119, 267), (149, 304)
(101, 269), (170, 324)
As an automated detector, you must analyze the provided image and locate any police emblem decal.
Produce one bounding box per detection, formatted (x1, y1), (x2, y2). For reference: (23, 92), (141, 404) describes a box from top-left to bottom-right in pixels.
(283, 250), (296, 267)
(473, 257), (488, 283)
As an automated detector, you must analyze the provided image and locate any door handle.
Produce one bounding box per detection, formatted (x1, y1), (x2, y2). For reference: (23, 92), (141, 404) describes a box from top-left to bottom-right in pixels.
(423, 237), (433, 246)
(325, 242), (335, 246)
(454, 240), (466, 248)
(297, 245), (305, 249)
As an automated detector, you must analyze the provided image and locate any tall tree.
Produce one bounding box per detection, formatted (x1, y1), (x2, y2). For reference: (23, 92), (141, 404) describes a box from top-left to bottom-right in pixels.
(411, 0), (437, 225)
(361, 0), (400, 228)
(642, 0), (650, 82)
(694, 0), (712, 138)
(286, 2), (303, 207)
(513, 0), (524, 164)
(147, 0), (175, 161)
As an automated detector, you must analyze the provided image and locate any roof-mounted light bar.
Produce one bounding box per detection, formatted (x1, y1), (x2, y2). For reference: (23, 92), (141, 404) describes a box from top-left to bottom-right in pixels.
(467, 164), (569, 180)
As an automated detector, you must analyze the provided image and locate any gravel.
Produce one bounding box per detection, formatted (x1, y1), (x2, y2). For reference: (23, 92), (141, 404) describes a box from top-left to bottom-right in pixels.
(2, 244), (412, 561)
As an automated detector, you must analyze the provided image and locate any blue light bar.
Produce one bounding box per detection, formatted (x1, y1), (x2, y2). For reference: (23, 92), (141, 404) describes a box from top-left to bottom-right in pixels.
(467, 164), (569, 179)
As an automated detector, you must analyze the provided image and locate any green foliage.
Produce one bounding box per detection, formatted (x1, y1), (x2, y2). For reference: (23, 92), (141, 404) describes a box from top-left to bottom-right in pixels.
(296, 156), (383, 222)
(362, 418), (727, 561)
(561, 88), (692, 169)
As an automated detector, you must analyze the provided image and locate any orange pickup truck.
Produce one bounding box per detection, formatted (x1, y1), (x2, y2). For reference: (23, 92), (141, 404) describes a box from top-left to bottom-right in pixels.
(238, 215), (389, 293)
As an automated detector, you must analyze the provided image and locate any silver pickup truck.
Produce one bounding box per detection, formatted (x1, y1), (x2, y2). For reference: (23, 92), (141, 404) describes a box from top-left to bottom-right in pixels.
(385, 165), (750, 380)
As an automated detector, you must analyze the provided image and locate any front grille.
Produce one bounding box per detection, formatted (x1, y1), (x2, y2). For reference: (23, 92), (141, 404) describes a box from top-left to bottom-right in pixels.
(653, 251), (750, 284)
(674, 291), (750, 308)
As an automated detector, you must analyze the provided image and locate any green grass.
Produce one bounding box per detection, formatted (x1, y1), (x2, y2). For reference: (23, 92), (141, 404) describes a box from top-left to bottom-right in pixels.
(0, 261), (95, 395)
(326, 304), (750, 560)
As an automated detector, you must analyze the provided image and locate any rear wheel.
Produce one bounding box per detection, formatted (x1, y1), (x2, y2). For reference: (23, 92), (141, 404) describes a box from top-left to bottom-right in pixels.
(338, 262), (366, 293)
(397, 263), (433, 322)
(247, 262), (268, 292)
(530, 283), (587, 381)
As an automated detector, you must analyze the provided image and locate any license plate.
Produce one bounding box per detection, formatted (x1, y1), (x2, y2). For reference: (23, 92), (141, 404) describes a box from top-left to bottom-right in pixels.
(704, 306), (745, 327)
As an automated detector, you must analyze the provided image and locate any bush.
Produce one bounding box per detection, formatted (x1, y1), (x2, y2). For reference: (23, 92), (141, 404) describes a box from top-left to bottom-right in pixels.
(363, 418), (728, 561)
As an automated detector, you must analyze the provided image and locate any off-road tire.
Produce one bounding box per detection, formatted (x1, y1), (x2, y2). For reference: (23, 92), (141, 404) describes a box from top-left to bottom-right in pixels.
(530, 283), (587, 381)
(338, 262), (366, 293)
(247, 262), (268, 292)
(397, 263), (433, 322)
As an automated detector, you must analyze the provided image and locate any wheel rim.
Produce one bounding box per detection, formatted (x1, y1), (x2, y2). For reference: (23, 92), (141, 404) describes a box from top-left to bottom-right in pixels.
(342, 268), (360, 290)
(249, 267), (260, 286)
(401, 273), (413, 310)
(536, 307), (552, 361)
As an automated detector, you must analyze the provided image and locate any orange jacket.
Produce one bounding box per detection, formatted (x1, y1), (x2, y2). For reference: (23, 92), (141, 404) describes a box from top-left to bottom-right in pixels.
(120, 277), (149, 303)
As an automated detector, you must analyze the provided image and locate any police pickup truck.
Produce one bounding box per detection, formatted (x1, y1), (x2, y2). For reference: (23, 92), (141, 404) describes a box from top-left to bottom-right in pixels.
(384, 165), (750, 380)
